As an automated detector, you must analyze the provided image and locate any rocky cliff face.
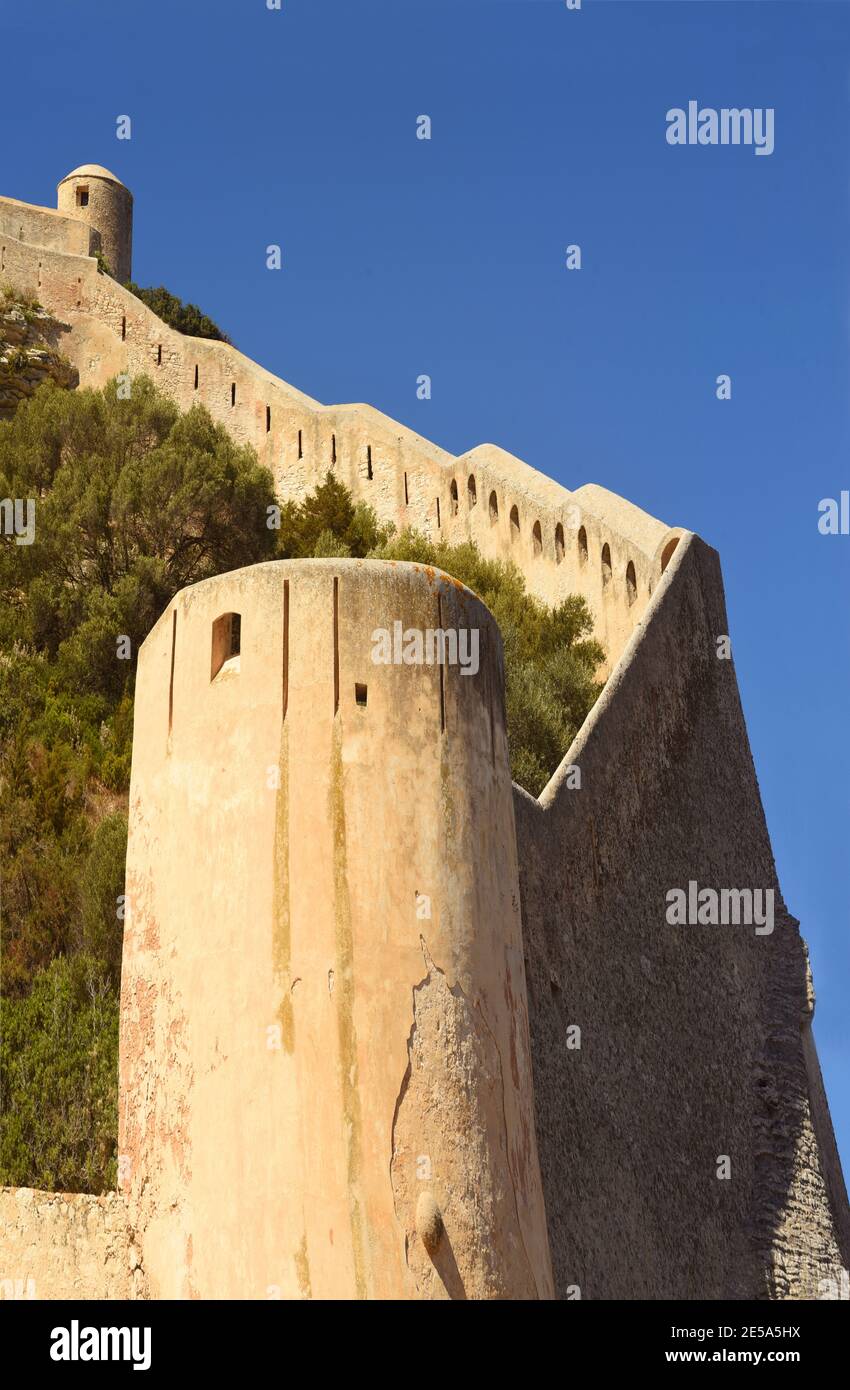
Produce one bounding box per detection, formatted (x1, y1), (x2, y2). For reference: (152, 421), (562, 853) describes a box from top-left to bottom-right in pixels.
(0, 295), (77, 417)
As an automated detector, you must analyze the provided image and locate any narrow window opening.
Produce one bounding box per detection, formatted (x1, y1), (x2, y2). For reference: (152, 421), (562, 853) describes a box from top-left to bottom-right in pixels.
(333, 577), (340, 714)
(555, 523), (565, 564)
(626, 560), (638, 607)
(532, 520), (543, 556)
(468, 474), (477, 508)
(366, 445), (373, 480)
(436, 497), (441, 528)
(578, 526), (588, 564)
(489, 491), (498, 523)
(168, 610), (177, 732)
(211, 612), (242, 680)
(450, 480), (459, 516)
(355, 683), (368, 707)
(510, 505), (520, 540)
(331, 433), (337, 465)
(121, 316), (126, 341)
(601, 543), (612, 588)
(157, 344), (162, 366)
(76, 186), (89, 208)
(404, 472), (409, 505)
(231, 383), (236, 407)
(194, 364), (199, 390)
(298, 429), (303, 459)
(282, 580), (290, 720)
(266, 405), (271, 433)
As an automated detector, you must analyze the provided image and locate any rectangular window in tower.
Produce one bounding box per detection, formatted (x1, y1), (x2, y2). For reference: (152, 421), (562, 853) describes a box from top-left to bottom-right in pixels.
(77, 187), (89, 207)
(211, 612), (242, 681)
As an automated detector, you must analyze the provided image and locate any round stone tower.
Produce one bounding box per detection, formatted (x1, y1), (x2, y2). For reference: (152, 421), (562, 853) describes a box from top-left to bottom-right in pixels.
(121, 558), (554, 1299)
(56, 163), (133, 284)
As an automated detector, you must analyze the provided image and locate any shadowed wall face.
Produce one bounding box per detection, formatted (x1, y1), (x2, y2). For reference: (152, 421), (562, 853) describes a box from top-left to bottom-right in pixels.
(121, 559), (553, 1300)
(515, 537), (850, 1301)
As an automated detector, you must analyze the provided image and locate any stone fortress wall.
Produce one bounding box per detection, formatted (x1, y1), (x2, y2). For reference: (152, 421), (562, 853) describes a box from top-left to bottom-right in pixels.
(0, 193), (100, 260)
(515, 533), (850, 1299)
(1, 169), (847, 1301)
(0, 170), (685, 674)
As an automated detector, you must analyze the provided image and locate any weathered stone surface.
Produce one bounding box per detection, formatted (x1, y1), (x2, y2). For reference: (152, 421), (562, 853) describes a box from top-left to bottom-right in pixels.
(0, 302), (78, 415)
(121, 560), (553, 1299)
(0, 1188), (145, 1300)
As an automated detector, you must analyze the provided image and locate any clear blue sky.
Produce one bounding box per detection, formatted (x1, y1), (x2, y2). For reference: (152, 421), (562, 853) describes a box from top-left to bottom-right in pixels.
(3, 1), (848, 1177)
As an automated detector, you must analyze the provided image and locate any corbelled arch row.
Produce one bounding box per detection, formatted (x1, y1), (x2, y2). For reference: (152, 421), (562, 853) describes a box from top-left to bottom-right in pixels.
(1, 170), (685, 675)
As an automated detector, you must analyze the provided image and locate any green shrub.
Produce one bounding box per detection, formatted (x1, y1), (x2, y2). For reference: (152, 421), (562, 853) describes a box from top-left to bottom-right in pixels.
(1, 283), (43, 321)
(80, 813), (128, 992)
(0, 955), (119, 1193)
(124, 283), (231, 343)
(276, 470), (391, 559)
(369, 529), (604, 796)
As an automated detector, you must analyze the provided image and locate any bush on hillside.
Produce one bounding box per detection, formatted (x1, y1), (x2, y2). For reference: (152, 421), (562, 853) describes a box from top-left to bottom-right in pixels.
(124, 283), (231, 343)
(369, 529), (604, 795)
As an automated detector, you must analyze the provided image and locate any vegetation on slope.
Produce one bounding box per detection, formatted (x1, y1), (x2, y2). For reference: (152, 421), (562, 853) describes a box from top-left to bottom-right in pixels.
(124, 283), (231, 343)
(286, 472), (605, 794)
(0, 376), (276, 1188)
(0, 378), (603, 1191)
(0, 286), (77, 418)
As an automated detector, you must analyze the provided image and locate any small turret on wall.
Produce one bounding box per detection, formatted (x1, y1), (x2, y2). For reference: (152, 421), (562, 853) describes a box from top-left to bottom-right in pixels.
(56, 163), (132, 283)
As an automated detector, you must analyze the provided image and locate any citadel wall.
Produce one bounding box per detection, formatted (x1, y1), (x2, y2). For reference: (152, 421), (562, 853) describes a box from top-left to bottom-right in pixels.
(515, 533), (850, 1299)
(0, 222), (684, 673)
(120, 559), (553, 1299)
(0, 195), (99, 260)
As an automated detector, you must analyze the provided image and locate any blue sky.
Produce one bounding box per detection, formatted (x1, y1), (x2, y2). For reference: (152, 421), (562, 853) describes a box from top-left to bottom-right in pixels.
(3, 1), (848, 1177)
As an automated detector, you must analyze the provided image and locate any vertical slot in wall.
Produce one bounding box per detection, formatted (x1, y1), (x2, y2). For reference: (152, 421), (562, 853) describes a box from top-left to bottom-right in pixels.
(437, 594), (445, 734)
(168, 609), (177, 732)
(282, 579), (290, 720)
(333, 577), (339, 715)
